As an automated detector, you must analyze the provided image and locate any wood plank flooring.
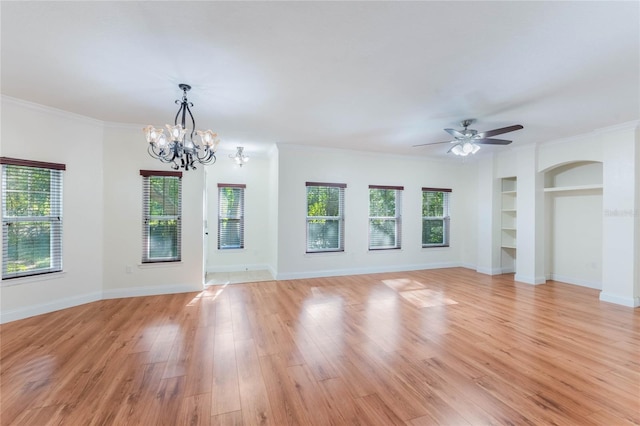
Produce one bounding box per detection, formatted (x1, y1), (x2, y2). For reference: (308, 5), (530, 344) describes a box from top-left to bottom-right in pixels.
(1, 268), (639, 425)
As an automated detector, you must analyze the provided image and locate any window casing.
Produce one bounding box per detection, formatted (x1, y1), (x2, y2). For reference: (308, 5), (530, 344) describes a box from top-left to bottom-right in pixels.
(306, 182), (346, 253)
(1, 157), (65, 280)
(422, 188), (451, 247)
(141, 170), (182, 263)
(369, 185), (403, 250)
(218, 184), (245, 250)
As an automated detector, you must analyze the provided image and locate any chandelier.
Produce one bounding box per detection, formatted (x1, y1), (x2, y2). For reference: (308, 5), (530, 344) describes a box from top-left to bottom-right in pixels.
(230, 146), (249, 167)
(143, 84), (220, 170)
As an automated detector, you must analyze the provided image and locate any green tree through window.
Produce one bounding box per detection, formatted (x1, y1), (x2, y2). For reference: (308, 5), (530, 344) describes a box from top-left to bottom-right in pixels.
(141, 171), (182, 262)
(306, 182), (345, 252)
(218, 184), (245, 249)
(369, 186), (403, 249)
(422, 188), (451, 247)
(2, 159), (64, 279)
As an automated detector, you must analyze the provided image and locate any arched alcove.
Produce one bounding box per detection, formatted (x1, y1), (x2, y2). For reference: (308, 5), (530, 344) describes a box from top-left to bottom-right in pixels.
(543, 161), (603, 289)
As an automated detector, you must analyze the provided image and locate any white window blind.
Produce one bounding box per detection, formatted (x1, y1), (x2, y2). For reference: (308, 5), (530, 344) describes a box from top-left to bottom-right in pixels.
(1, 157), (65, 280)
(218, 184), (245, 250)
(141, 170), (182, 263)
(422, 187), (451, 247)
(369, 185), (403, 250)
(306, 182), (346, 253)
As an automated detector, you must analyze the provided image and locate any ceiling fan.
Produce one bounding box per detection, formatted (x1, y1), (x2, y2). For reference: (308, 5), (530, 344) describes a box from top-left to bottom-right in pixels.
(414, 119), (523, 156)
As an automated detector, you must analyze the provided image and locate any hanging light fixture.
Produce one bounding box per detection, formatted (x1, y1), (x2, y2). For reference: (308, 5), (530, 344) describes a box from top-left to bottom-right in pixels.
(143, 84), (220, 170)
(230, 146), (249, 167)
(451, 141), (481, 156)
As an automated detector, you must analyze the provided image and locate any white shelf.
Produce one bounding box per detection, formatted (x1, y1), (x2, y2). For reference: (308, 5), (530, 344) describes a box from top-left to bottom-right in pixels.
(501, 227), (517, 231)
(501, 245), (516, 249)
(544, 184), (603, 193)
(501, 190), (517, 194)
(501, 209), (517, 212)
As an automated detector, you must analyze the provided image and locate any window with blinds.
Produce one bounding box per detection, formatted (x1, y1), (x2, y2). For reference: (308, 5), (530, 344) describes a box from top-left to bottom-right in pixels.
(422, 188), (451, 247)
(218, 184), (245, 250)
(369, 185), (403, 250)
(306, 182), (346, 253)
(1, 157), (65, 280)
(141, 170), (182, 263)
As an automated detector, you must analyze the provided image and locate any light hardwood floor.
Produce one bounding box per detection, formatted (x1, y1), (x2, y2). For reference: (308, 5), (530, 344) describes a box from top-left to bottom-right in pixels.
(1, 268), (638, 425)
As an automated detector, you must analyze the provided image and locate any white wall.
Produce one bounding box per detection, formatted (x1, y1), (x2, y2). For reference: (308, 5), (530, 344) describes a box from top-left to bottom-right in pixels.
(0, 97), (104, 322)
(475, 156), (502, 275)
(544, 162), (603, 288)
(2, 96), (638, 323)
(205, 151), (272, 273)
(601, 125), (639, 306)
(101, 125), (205, 298)
(546, 191), (602, 288)
(274, 144), (474, 279)
(268, 145), (279, 277)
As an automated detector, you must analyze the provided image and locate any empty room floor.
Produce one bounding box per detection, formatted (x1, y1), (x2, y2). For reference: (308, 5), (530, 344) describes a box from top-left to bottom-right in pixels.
(1, 268), (638, 425)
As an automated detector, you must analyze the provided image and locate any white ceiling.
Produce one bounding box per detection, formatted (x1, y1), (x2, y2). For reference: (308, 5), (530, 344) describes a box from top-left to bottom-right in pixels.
(1, 1), (638, 157)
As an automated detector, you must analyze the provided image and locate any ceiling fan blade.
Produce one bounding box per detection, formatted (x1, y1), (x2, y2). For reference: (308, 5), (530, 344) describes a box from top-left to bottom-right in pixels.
(412, 140), (454, 147)
(475, 138), (512, 145)
(444, 128), (465, 138)
(476, 125), (523, 138)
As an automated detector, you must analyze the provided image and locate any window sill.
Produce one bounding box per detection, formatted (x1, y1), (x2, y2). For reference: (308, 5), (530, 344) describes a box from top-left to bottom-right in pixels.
(368, 248), (403, 252)
(422, 245), (450, 249)
(138, 261), (183, 269)
(1, 271), (67, 287)
(217, 248), (246, 253)
(305, 250), (345, 257)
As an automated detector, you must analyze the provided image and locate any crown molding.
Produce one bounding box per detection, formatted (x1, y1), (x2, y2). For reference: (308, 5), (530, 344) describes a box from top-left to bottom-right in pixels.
(1, 95), (104, 126)
(540, 119), (639, 148)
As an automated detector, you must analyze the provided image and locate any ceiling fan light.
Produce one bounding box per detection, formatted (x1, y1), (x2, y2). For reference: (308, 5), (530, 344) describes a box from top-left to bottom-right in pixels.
(471, 144), (481, 154)
(451, 144), (464, 156)
(462, 142), (474, 154)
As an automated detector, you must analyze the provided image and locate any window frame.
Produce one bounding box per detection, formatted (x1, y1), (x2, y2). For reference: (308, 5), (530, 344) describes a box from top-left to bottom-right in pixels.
(422, 187), (452, 248)
(305, 182), (346, 253)
(141, 170), (182, 263)
(1, 157), (65, 280)
(368, 185), (403, 250)
(218, 183), (246, 250)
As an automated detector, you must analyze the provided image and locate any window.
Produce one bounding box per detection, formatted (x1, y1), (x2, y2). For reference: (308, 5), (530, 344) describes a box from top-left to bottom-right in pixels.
(306, 182), (346, 253)
(141, 170), (182, 263)
(369, 185), (403, 250)
(422, 188), (451, 247)
(1, 157), (64, 279)
(218, 184), (245, 249)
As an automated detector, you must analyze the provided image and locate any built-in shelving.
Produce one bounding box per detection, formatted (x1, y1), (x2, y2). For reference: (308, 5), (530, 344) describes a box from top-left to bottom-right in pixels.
(543, 184), (603, 193)
(500, 177), (517, 273)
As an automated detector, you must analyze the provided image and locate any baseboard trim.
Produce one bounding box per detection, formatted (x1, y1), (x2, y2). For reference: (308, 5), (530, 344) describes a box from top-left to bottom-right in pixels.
(599, 292), (640, 308)
(1, 291), (102, 324)
(514, 274), (546, 285)
(102, 284), (200, 300)
(206, 263), (271, 274)
(476, 266), (502, 275)
(274, 262), (460, 281)
(547, 274), (601, 290)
